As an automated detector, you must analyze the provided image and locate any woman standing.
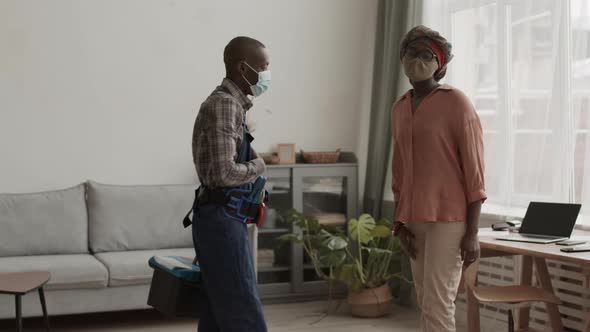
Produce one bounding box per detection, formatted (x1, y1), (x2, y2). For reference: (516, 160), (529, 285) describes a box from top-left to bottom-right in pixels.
(391, 25), (486, 332)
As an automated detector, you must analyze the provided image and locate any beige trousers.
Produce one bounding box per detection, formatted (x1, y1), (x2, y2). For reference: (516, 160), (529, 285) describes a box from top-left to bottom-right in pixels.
(406, 222), (466, 332)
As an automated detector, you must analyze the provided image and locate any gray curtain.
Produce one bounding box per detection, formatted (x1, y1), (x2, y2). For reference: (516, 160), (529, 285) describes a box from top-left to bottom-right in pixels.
(363, 0), (423, 307)
(363, 0), (422, 219)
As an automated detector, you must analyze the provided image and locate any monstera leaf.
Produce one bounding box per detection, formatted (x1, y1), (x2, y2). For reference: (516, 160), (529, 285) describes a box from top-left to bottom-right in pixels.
(319, 229), (348, 251)
(287, 209), (320, 231)
(371, 225), (392, 238)
(348, 214), (376, 244)
(318, 249), (347, 267)
(277, 233), (303, 244)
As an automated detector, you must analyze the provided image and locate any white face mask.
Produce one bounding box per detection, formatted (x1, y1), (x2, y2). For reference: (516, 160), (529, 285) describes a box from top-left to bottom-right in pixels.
(402, 56), (438, 82)
(242, 62), (271, 97)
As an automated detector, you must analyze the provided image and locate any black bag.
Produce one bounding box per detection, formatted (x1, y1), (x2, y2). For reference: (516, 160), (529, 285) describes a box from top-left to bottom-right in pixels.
(147, 256), (201, 318)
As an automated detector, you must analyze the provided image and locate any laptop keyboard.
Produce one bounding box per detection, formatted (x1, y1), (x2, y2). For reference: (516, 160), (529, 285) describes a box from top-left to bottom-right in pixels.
(518, 233), (559, 239)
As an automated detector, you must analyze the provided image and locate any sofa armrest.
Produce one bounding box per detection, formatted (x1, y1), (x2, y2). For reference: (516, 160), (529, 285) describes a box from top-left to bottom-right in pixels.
(247, 224), (258, 279)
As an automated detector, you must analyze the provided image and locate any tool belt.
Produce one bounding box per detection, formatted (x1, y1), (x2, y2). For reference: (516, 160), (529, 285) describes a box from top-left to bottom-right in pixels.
(183, 177), (269, 228)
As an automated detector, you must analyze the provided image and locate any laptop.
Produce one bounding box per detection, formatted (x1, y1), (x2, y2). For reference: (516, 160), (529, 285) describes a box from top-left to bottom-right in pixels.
(495, 202), (581, 244)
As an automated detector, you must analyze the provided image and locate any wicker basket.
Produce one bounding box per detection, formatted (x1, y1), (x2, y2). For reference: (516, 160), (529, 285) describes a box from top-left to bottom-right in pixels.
(301, 149), (341, 164)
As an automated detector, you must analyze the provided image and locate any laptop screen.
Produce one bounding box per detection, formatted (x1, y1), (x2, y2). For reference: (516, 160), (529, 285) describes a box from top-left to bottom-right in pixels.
(519, 202), (582, 237)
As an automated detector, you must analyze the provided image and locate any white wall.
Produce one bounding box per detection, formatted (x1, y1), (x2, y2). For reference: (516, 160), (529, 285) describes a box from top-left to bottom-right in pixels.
(0, 0), (377, 193)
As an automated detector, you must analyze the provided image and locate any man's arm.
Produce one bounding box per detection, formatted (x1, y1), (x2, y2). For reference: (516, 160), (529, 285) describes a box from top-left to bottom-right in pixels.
(209, 99), (266, 187)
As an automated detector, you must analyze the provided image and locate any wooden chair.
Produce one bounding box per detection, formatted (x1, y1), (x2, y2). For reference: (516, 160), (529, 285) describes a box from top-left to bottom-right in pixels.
(463, 259), (562, 332)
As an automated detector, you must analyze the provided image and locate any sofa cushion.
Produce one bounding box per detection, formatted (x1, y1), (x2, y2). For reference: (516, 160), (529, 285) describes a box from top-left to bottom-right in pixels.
(94, 248), (195, 287)
(0, 184), (88, 257)
(0, 254), (108, 290)
(86, 181), (196, 253)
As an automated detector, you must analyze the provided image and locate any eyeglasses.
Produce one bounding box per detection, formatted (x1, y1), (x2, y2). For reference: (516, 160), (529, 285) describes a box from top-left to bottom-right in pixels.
(404, 48), (437, 62)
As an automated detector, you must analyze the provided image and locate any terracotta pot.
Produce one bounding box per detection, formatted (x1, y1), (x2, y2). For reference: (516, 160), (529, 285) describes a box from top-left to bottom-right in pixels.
(347, 283), (392, 318)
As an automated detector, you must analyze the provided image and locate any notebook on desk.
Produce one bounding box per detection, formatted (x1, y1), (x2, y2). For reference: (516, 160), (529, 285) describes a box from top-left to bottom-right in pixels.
(495, 202), (581, 244)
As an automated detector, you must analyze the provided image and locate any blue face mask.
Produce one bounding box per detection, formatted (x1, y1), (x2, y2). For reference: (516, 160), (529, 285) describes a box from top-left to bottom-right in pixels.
(242, 62), (271, 97)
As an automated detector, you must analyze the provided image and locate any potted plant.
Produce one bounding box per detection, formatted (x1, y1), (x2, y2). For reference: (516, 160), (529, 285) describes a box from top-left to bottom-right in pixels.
(279, 210), (408, 318)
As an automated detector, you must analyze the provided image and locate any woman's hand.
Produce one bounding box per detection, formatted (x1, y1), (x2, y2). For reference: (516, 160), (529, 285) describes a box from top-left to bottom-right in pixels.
(461, 232), (480, 267)
(462, 200), (483, 267)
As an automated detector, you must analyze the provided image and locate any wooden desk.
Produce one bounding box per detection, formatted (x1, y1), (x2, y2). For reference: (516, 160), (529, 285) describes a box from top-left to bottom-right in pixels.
(470, 229), (590, 332)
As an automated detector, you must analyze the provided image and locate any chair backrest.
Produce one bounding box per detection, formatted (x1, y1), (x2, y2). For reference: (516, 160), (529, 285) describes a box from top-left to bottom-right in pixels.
(462, 259), (480, 290)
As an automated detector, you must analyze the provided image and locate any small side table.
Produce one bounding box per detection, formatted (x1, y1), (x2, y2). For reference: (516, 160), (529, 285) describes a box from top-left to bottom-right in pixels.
(0, 271), (51, 332)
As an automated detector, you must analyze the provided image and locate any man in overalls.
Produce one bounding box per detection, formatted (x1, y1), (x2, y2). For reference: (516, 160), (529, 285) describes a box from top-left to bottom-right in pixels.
(190, 36), (270, 331)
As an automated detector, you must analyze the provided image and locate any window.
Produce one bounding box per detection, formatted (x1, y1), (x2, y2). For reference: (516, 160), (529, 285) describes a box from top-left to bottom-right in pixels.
(572, 0), (590, 223)
(420, 0), (590, 222)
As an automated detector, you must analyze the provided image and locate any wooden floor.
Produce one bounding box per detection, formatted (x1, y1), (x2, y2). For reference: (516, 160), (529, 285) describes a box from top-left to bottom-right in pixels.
(0, 301), (425, 332)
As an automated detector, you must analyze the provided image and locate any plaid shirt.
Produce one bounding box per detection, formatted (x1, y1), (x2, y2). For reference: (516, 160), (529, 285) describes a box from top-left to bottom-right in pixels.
(192, 78), (266, 188)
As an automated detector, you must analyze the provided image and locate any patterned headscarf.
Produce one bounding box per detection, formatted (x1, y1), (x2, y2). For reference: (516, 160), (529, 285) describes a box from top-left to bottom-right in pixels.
(400, 25), (454, 81)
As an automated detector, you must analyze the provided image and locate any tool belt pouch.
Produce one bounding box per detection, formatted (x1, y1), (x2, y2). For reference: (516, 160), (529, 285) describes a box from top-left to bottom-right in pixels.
(147, 256), (201, 318)
(222, 176), (269, 225)
(222, 185), (262, 224)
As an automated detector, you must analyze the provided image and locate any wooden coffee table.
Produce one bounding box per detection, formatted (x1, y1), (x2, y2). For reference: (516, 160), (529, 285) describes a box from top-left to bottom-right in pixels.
(0, 271), (51, 332)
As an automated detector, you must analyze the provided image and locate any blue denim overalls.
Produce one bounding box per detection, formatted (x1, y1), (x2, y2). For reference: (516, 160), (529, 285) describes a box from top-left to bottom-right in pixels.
(192, 122), (267, 332)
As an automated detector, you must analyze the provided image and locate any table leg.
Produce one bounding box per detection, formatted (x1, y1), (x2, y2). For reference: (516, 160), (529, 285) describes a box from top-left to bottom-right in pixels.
(517, 255), (533, 330)
(534, 257), (564, 332)
(38, 287), (50, 332)
(584, 314), (590, 332)
(15, 295), (22, 332)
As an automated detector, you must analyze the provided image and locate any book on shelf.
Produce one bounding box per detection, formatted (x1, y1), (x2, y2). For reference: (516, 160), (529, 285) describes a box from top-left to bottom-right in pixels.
(257, 249), (275, 268)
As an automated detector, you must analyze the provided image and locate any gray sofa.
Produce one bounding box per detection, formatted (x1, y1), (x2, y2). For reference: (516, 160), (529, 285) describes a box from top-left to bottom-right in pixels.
(0, 181), (257, 319)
